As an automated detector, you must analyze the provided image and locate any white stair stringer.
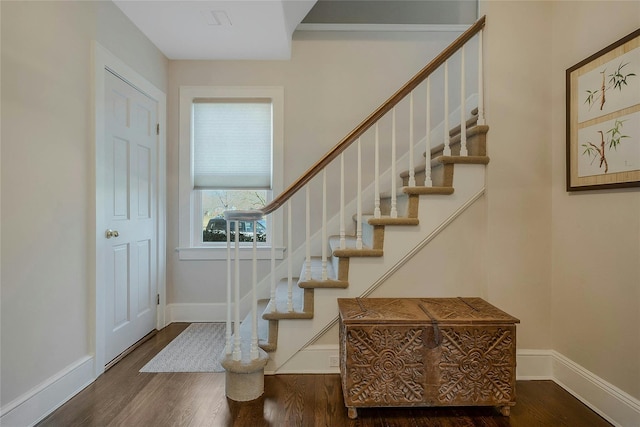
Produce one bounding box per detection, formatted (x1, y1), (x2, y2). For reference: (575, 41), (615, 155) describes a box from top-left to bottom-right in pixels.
(264, 163), (487, 373)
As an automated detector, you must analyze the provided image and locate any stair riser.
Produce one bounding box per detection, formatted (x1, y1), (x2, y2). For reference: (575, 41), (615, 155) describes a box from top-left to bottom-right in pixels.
(379, 194), (409, 217)
(360, 223), (385, 250)
(405, 163), (453, 187)
(333, 256), (350, 282)
(431, 127), (487, 158)
(380, 194), (419, 218)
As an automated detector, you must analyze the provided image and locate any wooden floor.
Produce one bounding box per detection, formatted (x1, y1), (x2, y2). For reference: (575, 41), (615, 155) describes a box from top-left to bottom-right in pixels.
(39, 323), (612, 427)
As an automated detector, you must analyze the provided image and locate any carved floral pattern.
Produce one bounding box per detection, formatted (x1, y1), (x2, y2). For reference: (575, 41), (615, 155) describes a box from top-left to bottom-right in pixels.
(438, 328), (514, 404)
(346, 328), (425, 404)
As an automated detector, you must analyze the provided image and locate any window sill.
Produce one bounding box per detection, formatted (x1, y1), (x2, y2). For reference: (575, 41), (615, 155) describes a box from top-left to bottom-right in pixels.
(176, 246), (286, 261)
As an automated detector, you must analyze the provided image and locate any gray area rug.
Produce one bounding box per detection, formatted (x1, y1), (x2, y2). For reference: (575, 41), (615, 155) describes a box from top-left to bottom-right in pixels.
(140, 323), (226, 373)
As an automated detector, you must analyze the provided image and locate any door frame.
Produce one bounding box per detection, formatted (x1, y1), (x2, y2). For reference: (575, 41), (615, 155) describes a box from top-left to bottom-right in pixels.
(92, 42), (167, 377)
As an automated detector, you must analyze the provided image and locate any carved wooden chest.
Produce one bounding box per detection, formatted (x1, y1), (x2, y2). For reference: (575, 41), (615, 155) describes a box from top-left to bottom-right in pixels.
(338, 297), (520, 419)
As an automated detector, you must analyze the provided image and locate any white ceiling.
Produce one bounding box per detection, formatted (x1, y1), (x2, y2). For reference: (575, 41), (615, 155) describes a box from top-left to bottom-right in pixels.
(113, 0), (317, 60)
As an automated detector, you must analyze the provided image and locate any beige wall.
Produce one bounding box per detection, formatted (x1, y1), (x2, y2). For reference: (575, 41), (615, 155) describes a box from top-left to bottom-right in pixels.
(479, 0), (639, 400)
(479, 1), (554, 350)
(1, 0), (167, 407)
(550, 1), (640, 399)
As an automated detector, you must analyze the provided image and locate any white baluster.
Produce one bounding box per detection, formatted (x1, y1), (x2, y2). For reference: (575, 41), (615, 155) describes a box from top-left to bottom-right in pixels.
(233, 220), (241, 361)
(356, 138), (363, 249)
(391, 108), (398, 218)
(460, 45), (468, 156)
(270, 214), (276, 313)
(322, 169), (327, 280)
(340, 153), (346, 249)
(478, 30), (485, 126)
(425, 77), (433, 187)
(305, 186), (311, 281)
(251, 220), (258, 360)
(408, 92), (416, 187)
(226, 219), (232, 355)
(286, 201), (292, 312)
(374, 123), (381, 218)
(444, 60), (451, 156)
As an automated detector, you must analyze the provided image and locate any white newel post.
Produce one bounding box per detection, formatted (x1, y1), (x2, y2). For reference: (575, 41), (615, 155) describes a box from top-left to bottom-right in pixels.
(222, 210), (269, 402)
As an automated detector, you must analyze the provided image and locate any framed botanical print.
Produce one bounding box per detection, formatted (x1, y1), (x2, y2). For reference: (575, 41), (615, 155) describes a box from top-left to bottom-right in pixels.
(566, 28), (640, 191)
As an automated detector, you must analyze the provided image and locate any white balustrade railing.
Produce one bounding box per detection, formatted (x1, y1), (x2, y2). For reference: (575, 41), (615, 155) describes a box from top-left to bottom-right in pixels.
(425, 76), (433, 187)
(390, 108), (398, 218)
(460, 45), (468, 156)
(222, 20), (485, 365)
(443, 59), (451, 156)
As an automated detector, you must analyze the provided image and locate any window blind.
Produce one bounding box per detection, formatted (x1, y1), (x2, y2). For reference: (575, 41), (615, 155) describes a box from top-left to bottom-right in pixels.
(193, 98), (272, 189)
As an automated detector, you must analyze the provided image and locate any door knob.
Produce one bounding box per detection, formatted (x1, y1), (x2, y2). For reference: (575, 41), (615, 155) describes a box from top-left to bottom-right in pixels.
(105, 229), (120, 239)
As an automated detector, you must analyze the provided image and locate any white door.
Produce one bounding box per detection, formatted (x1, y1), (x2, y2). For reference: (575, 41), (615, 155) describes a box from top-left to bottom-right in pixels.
(103, 70), (158, 364)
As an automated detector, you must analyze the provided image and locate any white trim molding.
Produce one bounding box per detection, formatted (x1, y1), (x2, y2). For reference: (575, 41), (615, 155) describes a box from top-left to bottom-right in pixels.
(166, 303), (228, 323)
(516, 349), (553, 380)
(296, 24), (470, 33)
(272, 344), (340, 375)
(552, 351), (640, 427)
(0, 356), (94, 427)
(176, 246), (285, 261)
(177, 85), (285, 251)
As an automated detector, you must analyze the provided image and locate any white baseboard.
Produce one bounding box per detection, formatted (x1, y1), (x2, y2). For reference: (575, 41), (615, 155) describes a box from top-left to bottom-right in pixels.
(165, 303), (227, 323)
(0, 356), (94, 427)
(271, 344), (340, 375)
(551, 351), (640, 427)
(516, 349), (553, 380)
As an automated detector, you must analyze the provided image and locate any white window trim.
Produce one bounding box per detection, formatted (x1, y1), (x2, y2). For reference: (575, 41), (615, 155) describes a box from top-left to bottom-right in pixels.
(177, 86), (284, 260)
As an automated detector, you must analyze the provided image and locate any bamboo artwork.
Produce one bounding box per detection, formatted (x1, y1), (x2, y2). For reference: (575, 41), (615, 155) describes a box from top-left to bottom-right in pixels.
(567, 27), (640, 191)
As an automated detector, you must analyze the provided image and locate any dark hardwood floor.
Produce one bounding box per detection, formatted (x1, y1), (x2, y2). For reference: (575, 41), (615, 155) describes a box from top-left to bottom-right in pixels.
(39, 323), (612, 427)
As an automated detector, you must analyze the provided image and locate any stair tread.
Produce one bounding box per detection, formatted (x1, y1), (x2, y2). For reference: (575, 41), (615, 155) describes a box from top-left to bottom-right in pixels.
(402, 186), (455, 196)
(329, 235), (383, 257)
(360, 214), (419, 226)
(298, 257), (348, 288)
(400, 154), (489, 179)
(435, 155), (490, 165)
(380, 186), (454, 197)
(429, 124), (489, 157)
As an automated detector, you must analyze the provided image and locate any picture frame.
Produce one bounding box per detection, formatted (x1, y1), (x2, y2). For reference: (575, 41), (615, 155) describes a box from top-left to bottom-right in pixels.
(566, 28), (640, 191)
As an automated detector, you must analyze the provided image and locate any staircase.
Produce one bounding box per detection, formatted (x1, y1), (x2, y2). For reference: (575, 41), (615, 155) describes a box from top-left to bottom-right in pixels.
(222, 16), (488, 400)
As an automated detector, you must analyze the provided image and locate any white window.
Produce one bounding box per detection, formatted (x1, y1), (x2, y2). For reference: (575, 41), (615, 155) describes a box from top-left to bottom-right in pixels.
(178, 86), (284, 260)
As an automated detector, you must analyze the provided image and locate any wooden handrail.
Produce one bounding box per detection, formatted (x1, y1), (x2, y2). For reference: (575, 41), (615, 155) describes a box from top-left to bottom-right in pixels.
(260, 16), (486, 215)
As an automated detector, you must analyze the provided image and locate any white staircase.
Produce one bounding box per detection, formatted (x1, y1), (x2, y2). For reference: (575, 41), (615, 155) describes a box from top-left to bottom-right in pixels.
(222, 16), (488, 400)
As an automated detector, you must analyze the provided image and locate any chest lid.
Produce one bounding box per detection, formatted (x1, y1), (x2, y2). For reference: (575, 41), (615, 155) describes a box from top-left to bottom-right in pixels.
(338, 297), (519, 325)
